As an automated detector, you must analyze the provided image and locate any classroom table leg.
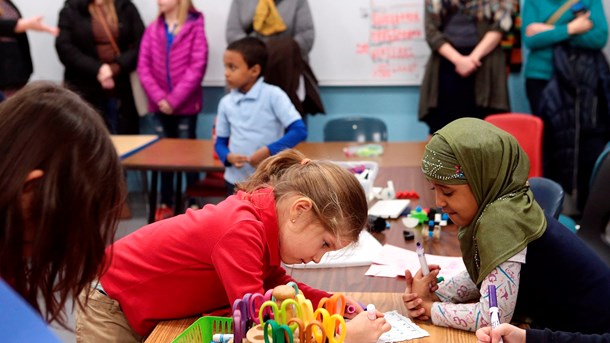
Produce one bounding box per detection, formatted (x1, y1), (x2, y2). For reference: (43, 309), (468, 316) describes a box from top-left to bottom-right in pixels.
(148, 171), (158, 223)
(174, 171), (183, 216)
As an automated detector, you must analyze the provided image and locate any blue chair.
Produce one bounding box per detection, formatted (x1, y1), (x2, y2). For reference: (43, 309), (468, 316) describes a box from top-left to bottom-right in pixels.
(323, 117), (388, 142)
(577, 143), (610, 266)
(529, 177), (564, 219)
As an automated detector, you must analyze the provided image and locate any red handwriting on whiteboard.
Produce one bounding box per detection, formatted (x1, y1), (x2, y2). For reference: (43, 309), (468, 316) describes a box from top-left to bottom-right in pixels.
(371, 12), (420, 26)
(370, 29), (422, 43)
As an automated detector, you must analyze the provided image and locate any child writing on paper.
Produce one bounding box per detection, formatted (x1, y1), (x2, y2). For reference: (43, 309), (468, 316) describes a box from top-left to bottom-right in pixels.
(75, 149), (391, 342)
(215, 37), (307, 195)
(137, 0), (208, 220)
(0, 82), (125, 338)
(402, 118), (610, 334)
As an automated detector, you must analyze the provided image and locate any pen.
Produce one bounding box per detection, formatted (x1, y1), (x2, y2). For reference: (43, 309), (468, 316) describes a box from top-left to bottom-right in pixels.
(416, 242), (430, 275)
(488, 285), (504, 343)
(345, 304), (356, 314)
(212, 333), (234, 343)
(366, 304), (376, 320)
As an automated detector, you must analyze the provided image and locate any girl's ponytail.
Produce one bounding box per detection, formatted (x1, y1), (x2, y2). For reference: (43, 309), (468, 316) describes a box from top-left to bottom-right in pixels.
(236, 149), (305, 192)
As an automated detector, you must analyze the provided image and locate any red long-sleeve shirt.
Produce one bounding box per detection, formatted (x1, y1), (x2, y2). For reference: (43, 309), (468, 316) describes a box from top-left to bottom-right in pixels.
(100, 188), (330, 336)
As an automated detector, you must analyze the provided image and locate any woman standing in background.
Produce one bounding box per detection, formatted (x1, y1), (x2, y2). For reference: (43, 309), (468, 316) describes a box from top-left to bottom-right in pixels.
(56, 0), (144, 134)
(0, 0), (58, 100)
(137, 0), (207, 220)
(418, 0), (514, 135)
(226, 0), (324, 118)
(522, 0), (609, 212)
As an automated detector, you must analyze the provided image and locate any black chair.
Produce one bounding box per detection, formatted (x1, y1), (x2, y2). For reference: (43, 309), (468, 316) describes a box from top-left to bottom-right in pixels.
(577, 144), (610, 266)
(529, 177), (564, 219)
(323, 117), (388, 142)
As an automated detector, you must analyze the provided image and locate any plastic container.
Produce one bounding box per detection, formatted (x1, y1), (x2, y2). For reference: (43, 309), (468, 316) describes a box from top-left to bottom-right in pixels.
(332, 161), (379, 201)
(172, 316), (233, 343)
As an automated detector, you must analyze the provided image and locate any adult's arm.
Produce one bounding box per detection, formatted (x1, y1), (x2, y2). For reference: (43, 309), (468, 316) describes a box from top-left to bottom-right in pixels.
(226, 0), (248, 44)
(114, 2), (144, 75)
(292, 0), (315, 54)
(55, 5), (103, 76)
(568, 0), (608, 49)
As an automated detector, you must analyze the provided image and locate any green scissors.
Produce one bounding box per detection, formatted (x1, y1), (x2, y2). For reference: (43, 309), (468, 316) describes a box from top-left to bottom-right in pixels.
(263, 319), (293, 343)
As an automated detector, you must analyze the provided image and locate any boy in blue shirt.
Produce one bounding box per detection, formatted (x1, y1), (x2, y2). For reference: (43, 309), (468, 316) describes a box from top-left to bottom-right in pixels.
(215, 37), (307, 194)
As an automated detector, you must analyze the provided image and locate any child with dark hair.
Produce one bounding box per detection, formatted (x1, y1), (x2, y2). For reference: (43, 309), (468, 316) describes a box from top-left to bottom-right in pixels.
(0, 81), (125, 336)
(215, 36), (307, 194)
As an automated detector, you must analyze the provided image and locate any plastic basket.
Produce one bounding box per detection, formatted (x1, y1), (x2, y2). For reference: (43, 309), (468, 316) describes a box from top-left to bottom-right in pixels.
(172, 316), (233, 343)
(332, 161), (379, 201)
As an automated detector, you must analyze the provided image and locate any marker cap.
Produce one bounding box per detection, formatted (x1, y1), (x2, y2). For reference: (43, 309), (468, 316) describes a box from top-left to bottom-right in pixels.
(488, 285), (498, 307)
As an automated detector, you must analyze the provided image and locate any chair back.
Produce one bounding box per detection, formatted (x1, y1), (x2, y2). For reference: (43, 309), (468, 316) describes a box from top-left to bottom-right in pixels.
(578, 144), (610, 266)
(323, 117), (388, 142)
(528, 177), (564, 219)
(484, 113), (543, 178)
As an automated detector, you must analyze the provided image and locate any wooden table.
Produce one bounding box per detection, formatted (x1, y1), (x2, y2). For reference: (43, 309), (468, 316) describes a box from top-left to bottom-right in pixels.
(120, 140), (431, 222)
(111, 135), (159, 159)
(145, 292), (475, 343)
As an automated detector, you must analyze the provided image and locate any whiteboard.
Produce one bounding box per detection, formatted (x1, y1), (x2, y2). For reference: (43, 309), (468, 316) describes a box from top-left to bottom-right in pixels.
(14, 0), (610, 87)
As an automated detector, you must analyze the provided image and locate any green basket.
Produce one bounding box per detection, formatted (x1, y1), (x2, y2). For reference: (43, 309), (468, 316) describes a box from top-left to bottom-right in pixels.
(172, 316), (233, 343)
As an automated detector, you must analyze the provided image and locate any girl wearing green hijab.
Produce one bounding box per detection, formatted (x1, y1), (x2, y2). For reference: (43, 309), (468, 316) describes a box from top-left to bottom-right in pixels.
(403, 118), (610, 334)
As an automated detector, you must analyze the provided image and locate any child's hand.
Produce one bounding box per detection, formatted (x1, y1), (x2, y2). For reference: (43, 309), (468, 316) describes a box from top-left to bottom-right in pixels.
(345, 311), (391, 343)
(342, 296), (363, 319)
(402, 267), (440, 320)
(249, 147), (270, 167)
(476, 323), (525, 343)
(158, 100), (173, 115)
(227, 153), (248, 168)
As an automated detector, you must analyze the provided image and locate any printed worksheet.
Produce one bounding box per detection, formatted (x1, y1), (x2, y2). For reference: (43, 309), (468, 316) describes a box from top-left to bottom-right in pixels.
(378, 311), (429, 342)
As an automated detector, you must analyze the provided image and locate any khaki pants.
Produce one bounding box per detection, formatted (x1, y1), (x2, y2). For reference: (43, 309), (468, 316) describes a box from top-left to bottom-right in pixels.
(75, 287), (143, 343)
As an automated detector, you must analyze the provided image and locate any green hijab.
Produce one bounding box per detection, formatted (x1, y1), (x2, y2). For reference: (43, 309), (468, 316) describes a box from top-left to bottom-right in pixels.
(422, 118), (546, 285)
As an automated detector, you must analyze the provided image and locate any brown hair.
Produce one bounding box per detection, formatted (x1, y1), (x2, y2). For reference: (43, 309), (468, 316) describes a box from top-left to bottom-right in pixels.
(0, 82), (125, 327)
(237, 150), (368, 243)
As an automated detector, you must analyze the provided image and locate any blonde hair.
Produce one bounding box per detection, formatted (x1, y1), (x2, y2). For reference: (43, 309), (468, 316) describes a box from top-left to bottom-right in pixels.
(237, 150), (368, 243)
(161, 0), (195, 34)
(89, 0), (118, 28)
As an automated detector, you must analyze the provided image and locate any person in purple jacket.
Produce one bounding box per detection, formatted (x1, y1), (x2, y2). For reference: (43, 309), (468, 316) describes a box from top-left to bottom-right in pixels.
(137, 0), (208, 221)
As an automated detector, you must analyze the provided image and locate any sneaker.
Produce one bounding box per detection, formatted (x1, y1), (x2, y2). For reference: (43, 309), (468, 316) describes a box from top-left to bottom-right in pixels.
(154, 204), (173, 222)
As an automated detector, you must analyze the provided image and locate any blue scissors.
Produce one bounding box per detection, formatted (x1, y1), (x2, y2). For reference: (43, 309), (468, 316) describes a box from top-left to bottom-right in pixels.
(287, 317), (326, 343)
(318, 293), (346, 317)
(263, 319), (294, 343)
(259, 299), (302, 331)
(313, 308), (346, 343)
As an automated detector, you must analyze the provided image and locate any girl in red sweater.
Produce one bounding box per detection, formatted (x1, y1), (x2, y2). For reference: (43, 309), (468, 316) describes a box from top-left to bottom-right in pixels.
(76, 149), (390, 342)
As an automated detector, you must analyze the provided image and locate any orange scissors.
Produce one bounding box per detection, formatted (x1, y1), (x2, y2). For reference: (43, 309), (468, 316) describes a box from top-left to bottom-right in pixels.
(287, 317), (326, 343)
(313, 308), (346, 343)
(318, 293), (346, 317)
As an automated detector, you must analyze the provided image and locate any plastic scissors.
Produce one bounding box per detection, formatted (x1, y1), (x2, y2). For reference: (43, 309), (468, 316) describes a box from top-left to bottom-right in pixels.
(259, 299), (302, 331)
(295, 293), (315, 325)
(287, 317), (326, 343)
(233, 292), (268, 343)
(318, 293), (346, 317)
(263, 319), (294, 343)
(313, 308), (346, 343)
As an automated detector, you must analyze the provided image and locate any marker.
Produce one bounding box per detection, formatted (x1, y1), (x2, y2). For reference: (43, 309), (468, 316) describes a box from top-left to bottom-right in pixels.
(416, 242), (430, 275)
(212, 333), (234, 343)
(488, 285), (504, 343)
(345, 304), (356, 314)
(366, 304), (376, 320)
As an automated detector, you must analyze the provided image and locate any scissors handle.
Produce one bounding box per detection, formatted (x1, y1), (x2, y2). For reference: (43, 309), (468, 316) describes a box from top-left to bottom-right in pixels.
(305, 320), (326, 343)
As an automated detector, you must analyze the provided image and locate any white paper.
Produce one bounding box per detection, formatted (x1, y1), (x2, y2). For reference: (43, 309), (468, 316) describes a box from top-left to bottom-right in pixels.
(378, 311), (429, 342)
(368, 200), (410, 219)
(284, 230), (383, 268)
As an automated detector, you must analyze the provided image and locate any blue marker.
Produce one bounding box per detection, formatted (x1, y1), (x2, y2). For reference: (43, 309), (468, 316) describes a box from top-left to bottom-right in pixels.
(488, 285), (504, 343)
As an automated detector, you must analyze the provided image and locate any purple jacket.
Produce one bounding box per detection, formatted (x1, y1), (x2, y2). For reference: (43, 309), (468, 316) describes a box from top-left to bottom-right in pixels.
(137, 10), (207, 115)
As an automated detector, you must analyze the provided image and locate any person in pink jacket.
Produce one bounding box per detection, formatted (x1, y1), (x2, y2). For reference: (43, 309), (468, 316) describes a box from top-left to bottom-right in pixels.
(137, 0), (208, 221)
